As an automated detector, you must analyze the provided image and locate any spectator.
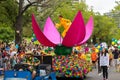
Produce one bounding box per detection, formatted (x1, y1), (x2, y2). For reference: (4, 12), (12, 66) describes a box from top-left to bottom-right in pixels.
(91, 48), (98, 68)
(11, 54), (17, 69)
(112, 47), (120, 72)
(108, 49), (113, 67)
(100, 48), (109, 80)
(22, 51), (40, 79)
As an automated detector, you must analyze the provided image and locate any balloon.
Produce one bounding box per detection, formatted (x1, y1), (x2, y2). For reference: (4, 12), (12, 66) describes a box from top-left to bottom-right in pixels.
(97, 45), (100, 49)
(95, 49), (99, 53)
(101, 42), (108, 49)
(94, 43), (98, 47)
(118, 46), (120, 49)
(33, 37), (37, 41)
(115, 39), (118, 43)
(112, 38), (115, 41)
(99, 47), (103, 51)
(117, 40), (120, 44)
(112, 42), (115, 45)
(32, 33), (35, 37)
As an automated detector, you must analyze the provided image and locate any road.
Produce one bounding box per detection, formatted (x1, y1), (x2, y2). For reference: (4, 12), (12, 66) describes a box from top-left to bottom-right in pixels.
(85, 66), (120, 80)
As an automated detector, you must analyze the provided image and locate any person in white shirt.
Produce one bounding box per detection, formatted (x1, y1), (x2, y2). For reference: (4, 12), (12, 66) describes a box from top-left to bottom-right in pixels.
(100, 48), (109, 80)
(10, 48), (17, 57)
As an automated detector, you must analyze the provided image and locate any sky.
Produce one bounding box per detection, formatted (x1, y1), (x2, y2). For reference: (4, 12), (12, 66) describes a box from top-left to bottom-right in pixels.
(86, 0), (119, 15)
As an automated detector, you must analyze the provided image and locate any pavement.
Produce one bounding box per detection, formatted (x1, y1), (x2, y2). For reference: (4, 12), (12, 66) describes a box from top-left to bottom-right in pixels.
(85, 66), (120, 80)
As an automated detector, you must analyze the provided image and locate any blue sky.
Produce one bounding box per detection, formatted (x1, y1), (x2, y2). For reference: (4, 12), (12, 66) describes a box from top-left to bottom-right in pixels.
(86, 0), (119, 14)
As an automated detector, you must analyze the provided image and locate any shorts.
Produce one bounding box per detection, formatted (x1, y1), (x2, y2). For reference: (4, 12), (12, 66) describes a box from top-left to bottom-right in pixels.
(114, 59), (119, 65)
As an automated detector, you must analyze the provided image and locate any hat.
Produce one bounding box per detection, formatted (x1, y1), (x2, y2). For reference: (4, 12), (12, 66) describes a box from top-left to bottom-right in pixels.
(25, 51), (33, 55)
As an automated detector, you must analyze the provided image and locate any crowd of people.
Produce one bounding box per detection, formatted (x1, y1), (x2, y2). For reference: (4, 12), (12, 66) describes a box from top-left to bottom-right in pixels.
(0, 39), (120, 80)
(0, 39), (50, 78)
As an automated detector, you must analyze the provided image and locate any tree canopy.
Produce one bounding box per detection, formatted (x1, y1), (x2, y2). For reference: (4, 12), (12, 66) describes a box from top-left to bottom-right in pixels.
(0, 0), (119, 45)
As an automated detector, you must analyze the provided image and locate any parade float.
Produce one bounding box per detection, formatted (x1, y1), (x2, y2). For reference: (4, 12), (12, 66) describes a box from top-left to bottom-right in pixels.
(32, 11), (94, 79)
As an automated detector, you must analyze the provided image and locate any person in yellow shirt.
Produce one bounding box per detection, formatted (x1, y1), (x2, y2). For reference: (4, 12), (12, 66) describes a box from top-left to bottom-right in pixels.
(108, 49), (113, 66)
(56, 15), (71, 37)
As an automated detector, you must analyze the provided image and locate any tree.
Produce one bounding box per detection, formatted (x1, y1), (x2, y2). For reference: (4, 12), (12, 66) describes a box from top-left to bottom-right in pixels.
(92, 14), (116, 44)
(0, 0), (72, 43)
(0, 0), (17, 42)
(51, 1), (90, 22)
(0, 23), (14, 42)
(12, 0), (68, 44)
(105, 1), (120, 41)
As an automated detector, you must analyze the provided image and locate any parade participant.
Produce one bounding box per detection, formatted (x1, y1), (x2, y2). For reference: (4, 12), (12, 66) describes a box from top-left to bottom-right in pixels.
(108, 49), (113, 67)
(100, 48), (109, 80)
(22, 51), (40, 79)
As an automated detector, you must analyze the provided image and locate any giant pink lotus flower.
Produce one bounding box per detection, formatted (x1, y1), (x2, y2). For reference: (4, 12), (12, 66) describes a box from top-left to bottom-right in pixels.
(32, 11), (94, 48)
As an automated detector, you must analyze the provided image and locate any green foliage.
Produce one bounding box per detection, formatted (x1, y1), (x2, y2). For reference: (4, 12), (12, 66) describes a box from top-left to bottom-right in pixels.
(109, 1), (120, 41)
(0, 23), (14, 42)
(0, 0), (17, 41)
(112, 1), (120, 12)
(0, 0), (18, 25)
(22, 7), (38, 37)
(93, 14), (116, 44)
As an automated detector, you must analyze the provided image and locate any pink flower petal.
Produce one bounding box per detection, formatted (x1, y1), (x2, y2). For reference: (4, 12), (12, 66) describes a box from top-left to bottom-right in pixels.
(78, 16), (94, 45)
(32, 14), (56, 47)
(43, 17), (63, 44)
(62, 11), (86, 47)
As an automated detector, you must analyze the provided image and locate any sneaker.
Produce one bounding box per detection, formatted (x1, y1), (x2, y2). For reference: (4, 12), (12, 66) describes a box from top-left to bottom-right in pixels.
(98, 72), (102, 76)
